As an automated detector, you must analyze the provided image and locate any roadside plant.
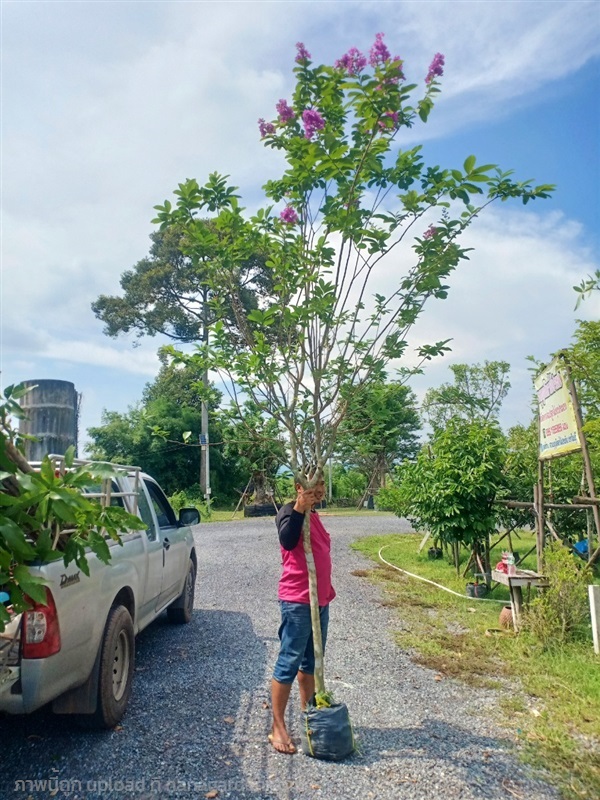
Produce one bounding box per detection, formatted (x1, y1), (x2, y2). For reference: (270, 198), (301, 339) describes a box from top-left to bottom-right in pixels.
(524, 541), (590, 647)
(389, 418), (506, 559)
(148, 35), (552, 694)
(0, 384), (143, 634)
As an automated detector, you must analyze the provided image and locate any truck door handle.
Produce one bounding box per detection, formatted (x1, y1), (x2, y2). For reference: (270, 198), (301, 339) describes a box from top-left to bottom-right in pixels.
(163, 538), (171, 550)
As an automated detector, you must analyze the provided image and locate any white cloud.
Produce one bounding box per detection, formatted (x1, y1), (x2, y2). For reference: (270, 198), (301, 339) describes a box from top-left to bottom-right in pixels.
(401, 208), (600, 427)
(1, 0), (598, 444)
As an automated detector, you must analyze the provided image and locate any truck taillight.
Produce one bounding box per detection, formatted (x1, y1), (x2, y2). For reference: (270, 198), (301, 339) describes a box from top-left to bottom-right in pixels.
(22, 589), (61, 658)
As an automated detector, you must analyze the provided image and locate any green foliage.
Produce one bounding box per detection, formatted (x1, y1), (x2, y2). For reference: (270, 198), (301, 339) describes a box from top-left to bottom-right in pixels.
(332, 465), (367, 501)
(274, 470), (296, 502)
(336, 381), (420, 486)
(168, 488), (213, 520)
(573, 268), (600, 309)
(389, 418), (505, 546)
(376, 479), (404, 512)
(524, 542), (591, 647)
(92, 224), (269, 345)
(422, 360), (511, 432)
(86, 361), (235, 498)
(497, 420), (539, 529)
(149, 37), (552, 479)
(567, 319), (600, 420)
(500, 423), (599, 543)
(220, 400), (288, 500)
(1, 385), (142, 633)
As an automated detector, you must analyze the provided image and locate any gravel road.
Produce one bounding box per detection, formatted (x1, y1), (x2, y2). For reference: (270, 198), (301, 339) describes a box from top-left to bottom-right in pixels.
(1, 515), (559, 800)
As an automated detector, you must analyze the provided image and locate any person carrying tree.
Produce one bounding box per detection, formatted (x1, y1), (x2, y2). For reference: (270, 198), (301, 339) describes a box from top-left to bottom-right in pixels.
(269, 476), (335, 754)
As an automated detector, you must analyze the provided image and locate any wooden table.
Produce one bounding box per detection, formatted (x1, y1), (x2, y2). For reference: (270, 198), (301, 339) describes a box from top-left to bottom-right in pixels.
(491, 569), (549, 632)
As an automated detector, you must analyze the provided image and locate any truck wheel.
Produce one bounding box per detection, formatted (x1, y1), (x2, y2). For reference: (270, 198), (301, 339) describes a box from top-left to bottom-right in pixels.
(167, 560), (196, 624)
(92, 604), (135, 728)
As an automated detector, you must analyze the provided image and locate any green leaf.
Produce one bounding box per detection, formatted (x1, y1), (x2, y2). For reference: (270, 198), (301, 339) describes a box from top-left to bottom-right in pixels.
(64, 445), (75, 468)
(13, 565), (48, 604)
(0, 519), (36, 559)
(463, 155), (476, 174)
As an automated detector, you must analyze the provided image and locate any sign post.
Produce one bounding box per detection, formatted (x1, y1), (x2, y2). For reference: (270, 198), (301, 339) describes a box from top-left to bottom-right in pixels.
(534, 356), (599, 565)
(534, 357), (581, 461)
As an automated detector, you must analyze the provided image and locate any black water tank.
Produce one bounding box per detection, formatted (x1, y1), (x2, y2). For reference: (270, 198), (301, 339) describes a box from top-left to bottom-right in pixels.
(18, 379), (78, 461)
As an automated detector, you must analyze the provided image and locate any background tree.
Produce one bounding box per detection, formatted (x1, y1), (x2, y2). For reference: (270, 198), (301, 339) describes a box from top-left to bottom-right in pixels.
(384, 417), (506, 571)
(221, 400), (288, 506)
(143, 36), (550, 696)
(565, 320), (600, 421)
(87, 361), (232, 500)
(92, 223), (270, 499)
(336, 381), (420, 490)
(421, 360), (511, 432)
(330, 464), (368, 504)
(92, 224), (269, 344)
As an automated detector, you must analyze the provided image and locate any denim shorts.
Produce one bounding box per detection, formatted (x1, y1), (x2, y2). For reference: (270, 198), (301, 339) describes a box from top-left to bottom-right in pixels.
(272, 601), (329, 684)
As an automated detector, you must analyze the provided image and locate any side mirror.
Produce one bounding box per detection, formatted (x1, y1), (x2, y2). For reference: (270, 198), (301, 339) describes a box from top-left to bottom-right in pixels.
(179, 507), (200, 526)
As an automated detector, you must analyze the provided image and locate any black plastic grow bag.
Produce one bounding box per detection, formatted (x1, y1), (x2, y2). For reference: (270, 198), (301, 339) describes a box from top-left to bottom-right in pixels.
(301, 698), (355, 761)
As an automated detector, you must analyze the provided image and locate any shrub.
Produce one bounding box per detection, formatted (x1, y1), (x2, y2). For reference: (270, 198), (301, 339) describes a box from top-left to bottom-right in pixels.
(525, 542), (590, 646)
(387, 419), (505, 547)
(168, 488), (213, 520)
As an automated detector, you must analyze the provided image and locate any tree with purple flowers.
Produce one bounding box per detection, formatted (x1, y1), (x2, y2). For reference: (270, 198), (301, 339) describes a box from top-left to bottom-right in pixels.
(151, 34), (553, 695)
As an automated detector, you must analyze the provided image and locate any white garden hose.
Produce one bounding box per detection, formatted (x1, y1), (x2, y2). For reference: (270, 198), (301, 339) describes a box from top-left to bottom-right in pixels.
(378, 545), (507, 604)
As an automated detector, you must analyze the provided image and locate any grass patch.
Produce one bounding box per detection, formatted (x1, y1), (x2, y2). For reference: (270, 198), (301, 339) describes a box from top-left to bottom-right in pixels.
(352, 532), (600, 800)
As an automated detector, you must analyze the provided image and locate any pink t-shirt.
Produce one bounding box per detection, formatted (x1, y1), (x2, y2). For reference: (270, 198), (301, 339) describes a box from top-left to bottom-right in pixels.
(278, 511), (336, 606)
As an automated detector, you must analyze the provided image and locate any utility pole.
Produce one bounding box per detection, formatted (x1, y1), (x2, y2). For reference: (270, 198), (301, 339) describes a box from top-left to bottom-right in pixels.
(200, 286), (211, 511)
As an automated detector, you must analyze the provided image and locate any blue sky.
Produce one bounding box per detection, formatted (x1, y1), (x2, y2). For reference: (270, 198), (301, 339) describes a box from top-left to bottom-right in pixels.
(1, 0), (599, 450)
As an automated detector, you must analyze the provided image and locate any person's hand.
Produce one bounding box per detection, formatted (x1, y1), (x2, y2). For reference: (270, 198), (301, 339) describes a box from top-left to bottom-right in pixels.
(293, 487), (317, 514)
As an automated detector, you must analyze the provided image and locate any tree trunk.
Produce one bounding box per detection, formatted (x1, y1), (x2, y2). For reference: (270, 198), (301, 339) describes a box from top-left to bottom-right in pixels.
(453, 539), (461, 576)
(379, 454), (386, 489)
(302, 510), (326, 695)
(1, 440), (33, 496)
(252, 469), (268, 505)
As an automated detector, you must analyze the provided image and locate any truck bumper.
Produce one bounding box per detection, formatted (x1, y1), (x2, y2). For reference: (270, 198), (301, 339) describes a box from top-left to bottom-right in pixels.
(0, 666), (24, 714)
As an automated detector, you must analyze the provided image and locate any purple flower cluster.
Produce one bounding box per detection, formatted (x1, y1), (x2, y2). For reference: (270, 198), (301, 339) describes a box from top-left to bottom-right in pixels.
(295, 42), (311, 64)
(378, 110), (399, 130)
(425, 53), (445, 84)
(280, 206), (299, 225)
(369, 32), (390, 67)
(258, 118), (276, 138)
(302, 108), (325, 139)
(335, 47), (367, 75)
(423, 225), (438, 239)
(276, 99), (295, 123)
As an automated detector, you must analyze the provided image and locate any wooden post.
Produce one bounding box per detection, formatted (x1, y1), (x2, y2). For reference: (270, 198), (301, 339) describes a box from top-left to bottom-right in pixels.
(535, 466), (545, 573)
(230, 476), (252, 520)
(589, 585), (600, 655)
(536, 404), (545, 573)
(484, 534), (491, 588)
(510, 584), (524, 633)
(565, 362), (600, 564)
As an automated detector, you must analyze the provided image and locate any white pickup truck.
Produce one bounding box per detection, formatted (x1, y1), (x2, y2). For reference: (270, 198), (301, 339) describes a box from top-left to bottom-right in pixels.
(0, 460), (199, 728)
